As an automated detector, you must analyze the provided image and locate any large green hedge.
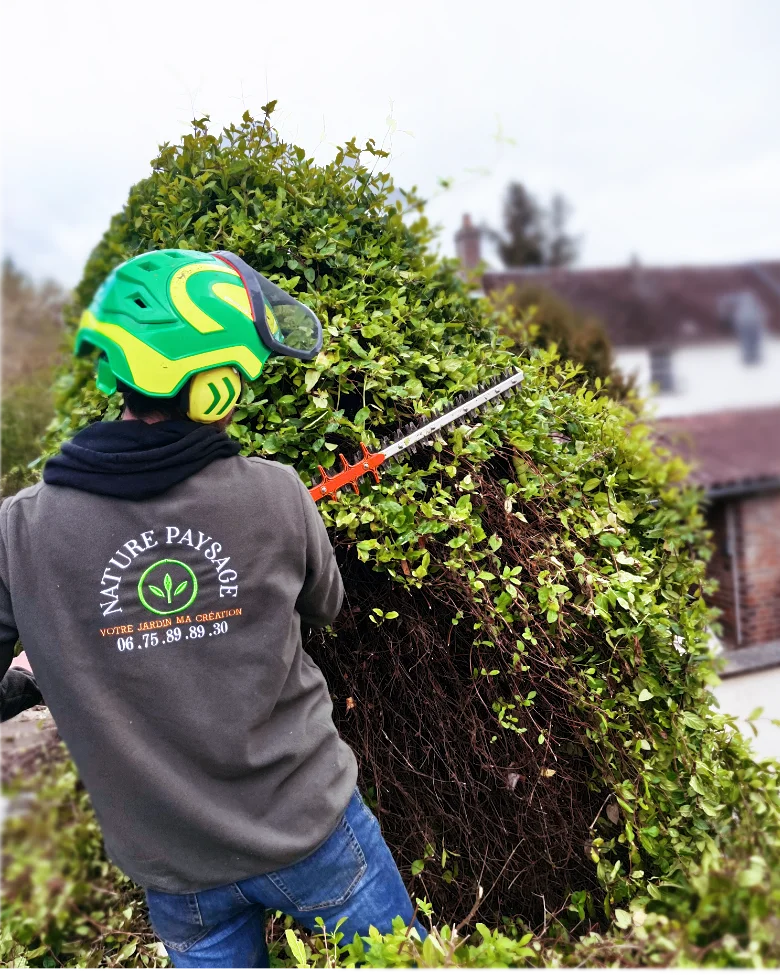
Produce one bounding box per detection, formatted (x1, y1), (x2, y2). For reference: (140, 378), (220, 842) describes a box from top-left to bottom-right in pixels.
(6, 105), (780, 965)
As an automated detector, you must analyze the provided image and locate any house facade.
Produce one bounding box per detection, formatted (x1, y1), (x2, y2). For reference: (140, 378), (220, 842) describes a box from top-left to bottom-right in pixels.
(665, 412), (780, 756)
(655, 407), (780, 651)
(456, 214), (780, 420)
(456, 215), (780, 755)
(481, 262), (780, 419)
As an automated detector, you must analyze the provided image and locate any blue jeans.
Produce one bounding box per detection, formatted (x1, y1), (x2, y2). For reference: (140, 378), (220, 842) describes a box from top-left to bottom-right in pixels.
(145, 790), (425, 967)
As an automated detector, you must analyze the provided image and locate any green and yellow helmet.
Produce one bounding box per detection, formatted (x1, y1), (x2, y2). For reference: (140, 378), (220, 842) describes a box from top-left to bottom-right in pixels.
(76, 249), (323, 421)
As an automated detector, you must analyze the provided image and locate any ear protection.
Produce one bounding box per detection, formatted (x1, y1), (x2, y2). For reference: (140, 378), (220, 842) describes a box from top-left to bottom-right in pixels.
(185, 366), (242, 423)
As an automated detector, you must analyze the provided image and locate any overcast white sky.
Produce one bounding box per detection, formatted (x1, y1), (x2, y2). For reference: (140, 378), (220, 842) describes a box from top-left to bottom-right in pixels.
(2, 0), (779, 286)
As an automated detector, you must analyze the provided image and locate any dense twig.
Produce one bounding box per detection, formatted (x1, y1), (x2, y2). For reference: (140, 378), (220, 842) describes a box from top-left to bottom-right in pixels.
(307, 464), (608, 924)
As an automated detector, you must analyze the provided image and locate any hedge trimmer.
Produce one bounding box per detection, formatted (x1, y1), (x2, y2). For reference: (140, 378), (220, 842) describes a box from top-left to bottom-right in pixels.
(309, 368), (524, 502)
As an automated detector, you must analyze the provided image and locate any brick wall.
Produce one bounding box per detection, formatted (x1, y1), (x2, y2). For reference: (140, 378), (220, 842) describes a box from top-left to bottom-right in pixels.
(708, 491), (780, 648)
(739, 491), (780, 646)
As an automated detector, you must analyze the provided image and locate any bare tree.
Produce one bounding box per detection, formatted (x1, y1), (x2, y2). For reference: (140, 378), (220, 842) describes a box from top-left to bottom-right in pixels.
(546, 194), (579, 268)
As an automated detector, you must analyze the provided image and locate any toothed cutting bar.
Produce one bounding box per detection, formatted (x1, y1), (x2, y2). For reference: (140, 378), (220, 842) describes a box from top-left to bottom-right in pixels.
(308, 368), (524, 502)
(381, 368), (524, 460)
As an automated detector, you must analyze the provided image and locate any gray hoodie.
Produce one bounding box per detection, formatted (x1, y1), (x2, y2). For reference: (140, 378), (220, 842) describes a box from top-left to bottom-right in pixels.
(0, 454), (357, 892)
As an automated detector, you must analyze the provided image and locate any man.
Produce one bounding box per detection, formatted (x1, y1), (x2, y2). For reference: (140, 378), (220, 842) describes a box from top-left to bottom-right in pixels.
(0, 249), (424, 967)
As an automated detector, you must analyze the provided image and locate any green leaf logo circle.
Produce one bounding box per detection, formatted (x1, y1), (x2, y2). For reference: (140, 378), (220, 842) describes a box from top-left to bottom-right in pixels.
(138, 559), (198, 616)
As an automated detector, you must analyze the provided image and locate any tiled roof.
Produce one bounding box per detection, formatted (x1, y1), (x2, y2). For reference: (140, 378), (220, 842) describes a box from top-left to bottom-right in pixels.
(482, 262), (780, 349)
(654, 406), (780, 494)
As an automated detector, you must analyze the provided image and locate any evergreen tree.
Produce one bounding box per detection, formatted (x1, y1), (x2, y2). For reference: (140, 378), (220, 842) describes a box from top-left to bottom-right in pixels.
(488, 184), (579, 268)
(489, 183), (545, 266)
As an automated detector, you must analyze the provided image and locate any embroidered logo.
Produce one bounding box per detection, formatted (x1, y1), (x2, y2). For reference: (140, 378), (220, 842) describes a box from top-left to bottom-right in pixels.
(98, 526), (240, 619)
(138, 558), (199, 616)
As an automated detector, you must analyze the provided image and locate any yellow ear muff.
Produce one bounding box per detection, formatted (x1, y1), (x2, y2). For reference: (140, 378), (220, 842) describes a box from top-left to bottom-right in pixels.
(188, 366), (241, 423)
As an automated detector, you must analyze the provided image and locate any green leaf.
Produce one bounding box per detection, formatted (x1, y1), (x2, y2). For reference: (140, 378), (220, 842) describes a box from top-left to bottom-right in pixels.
(614, 908), (632, 930)
(454, 494), (472, 518)
(680, 711), (707, 730)
(174, 581), (188, 597)
(638, 688), (654, 702)
(346, 337), (369, 358)
(361, 323), (384, 339)
(148, 585), (165, 598)
(411, 859), (425, 876)
(284, 929), (308, 967)
(304, 370), (321, 394)
(599, 533), (622, 549)
(26, 946), (51, 960)
(114, 939), (138, 963)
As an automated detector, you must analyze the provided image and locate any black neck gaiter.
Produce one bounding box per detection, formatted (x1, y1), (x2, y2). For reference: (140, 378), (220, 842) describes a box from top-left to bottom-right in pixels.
(43, 420), (240, 501)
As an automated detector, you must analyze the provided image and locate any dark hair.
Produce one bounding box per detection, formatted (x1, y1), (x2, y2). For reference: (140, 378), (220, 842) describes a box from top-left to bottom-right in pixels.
(117, 381), (190, 422)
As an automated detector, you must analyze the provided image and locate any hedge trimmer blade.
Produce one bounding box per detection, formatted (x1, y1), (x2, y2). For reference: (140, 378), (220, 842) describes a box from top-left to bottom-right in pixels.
(309, 367), (524, 502)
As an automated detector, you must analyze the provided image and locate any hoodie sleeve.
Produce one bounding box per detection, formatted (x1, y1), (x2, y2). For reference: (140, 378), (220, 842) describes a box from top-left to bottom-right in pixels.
(293, 475), (344, 630)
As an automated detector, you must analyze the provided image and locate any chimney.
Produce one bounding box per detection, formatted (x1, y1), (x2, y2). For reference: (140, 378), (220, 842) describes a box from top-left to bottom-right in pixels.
(629, 254), (656, 302)
(455, 214), (482, 270)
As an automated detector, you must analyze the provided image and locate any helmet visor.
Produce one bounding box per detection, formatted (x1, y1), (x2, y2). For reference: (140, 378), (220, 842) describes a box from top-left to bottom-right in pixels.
(212, 251), (322, 361)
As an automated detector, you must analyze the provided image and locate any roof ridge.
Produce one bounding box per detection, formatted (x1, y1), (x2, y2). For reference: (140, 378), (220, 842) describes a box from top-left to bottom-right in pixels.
(485, 260), (780, 277)
(483, 262), (780, 347)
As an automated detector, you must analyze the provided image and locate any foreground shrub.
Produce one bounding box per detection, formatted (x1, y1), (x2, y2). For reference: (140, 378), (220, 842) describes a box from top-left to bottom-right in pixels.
(496, 280), (633, 398)
(1, 375), (59, 496)
(1, 749), (163, 968)
(4, 751), (780, 967)
(17, 106), (780, 952)
(1, 259), (66, 388)
(1, 260), (66, 496)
